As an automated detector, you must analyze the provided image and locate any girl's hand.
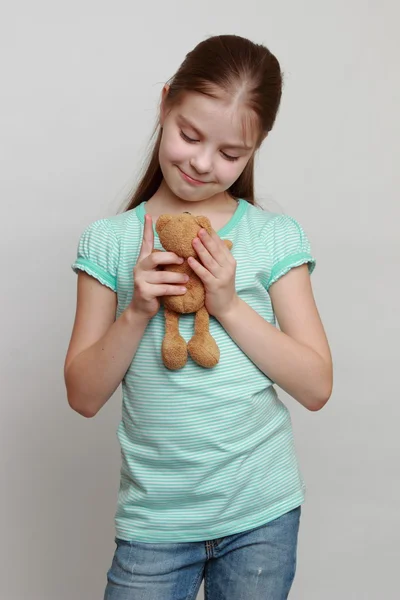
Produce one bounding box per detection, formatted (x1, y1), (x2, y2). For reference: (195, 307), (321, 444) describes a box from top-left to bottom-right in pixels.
(188, 228), (238, 321)
(130, 214), (189, 319)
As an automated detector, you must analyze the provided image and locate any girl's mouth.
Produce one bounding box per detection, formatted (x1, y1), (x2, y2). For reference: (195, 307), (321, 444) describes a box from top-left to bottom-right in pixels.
(178, 167), (210, 186)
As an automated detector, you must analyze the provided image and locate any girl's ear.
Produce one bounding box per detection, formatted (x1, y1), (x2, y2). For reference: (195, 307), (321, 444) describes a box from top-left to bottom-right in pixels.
(160, 84), (170, 127)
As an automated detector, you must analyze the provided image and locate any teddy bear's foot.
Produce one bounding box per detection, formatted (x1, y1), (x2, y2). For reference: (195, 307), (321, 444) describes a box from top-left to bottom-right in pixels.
(162, 334), (188, 370)
(188, 333), (220, 368)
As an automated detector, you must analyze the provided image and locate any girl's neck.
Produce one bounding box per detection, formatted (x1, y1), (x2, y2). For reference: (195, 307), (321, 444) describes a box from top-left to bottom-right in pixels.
(145, 180), (238, 229)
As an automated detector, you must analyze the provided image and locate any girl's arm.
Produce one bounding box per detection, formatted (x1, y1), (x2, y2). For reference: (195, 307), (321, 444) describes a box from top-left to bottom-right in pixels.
(65, 214), (187, 418)
(64, 272), (150, 418)
(188, 226), (332, 411)
(217, 264), (333, 411)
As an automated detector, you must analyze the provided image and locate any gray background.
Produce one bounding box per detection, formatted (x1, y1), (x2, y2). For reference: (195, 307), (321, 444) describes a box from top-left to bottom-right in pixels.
(1, 1), (399, 598)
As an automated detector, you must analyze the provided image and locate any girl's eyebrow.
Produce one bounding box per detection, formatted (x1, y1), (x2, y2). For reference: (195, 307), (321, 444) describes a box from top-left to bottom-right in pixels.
(178, 114), (253, 150)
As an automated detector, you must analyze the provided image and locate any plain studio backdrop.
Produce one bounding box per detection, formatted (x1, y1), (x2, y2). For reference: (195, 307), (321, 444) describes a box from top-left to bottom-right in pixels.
(1, 1), (399, 599)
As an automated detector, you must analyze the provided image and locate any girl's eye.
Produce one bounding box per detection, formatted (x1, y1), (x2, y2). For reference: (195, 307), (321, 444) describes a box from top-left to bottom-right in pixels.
(180, 130), (239, 162)
(222, 152), (239, 162)
(180, 131), (198, 143)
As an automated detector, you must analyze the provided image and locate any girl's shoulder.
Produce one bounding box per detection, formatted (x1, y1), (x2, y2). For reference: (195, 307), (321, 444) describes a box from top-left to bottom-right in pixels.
(240, 201), (316, 283)
(242, 201), (309, 241)
(71, 206), (143, 291)
(99, 205), (143, 238)
(77, 205), (143, 247)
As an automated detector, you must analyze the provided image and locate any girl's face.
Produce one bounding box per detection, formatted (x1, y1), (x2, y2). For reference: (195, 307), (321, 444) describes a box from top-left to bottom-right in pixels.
(158, 90), (259, 203)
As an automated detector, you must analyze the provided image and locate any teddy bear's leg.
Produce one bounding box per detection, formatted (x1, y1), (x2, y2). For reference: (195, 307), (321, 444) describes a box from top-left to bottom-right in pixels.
(187, 306), (220, 368)
(162, 308), (188, 370)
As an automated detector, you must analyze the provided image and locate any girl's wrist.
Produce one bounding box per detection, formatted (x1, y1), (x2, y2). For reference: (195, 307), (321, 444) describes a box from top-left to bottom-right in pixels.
(123, 304), (153, 328)
(214, 295), (241, 324)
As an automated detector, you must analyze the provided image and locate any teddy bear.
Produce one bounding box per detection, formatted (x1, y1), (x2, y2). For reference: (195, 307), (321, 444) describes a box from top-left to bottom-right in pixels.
(155, 213), (233, 370)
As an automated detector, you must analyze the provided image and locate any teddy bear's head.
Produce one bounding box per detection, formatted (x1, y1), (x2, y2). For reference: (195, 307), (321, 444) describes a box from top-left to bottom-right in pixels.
(156, 213), (213, 258)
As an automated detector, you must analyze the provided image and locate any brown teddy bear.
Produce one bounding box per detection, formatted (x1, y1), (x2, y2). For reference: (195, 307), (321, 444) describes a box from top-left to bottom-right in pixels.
(155, 213), (233, 370)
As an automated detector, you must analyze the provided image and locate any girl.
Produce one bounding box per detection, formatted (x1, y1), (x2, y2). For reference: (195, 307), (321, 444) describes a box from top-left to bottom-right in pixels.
(65, 34), (332, 600)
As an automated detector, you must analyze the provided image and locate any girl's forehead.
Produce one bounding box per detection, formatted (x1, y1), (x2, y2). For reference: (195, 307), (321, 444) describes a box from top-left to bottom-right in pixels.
(172, 91), (260, 148)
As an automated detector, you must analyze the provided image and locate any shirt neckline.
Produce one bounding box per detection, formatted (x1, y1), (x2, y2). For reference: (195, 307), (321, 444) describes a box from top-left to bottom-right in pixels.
(135, 198), (249, 238)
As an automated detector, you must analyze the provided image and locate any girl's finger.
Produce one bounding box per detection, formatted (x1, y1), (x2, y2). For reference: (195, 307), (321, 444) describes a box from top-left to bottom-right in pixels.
(188, 256), (213, 285)
(139, 214), (155, 258)
(141, 251), (184, 270)
(150, 284), (188, 297)
(193, 237), (219, 275)
(198, 228), (227, 266)
(147, 271), (189, 285)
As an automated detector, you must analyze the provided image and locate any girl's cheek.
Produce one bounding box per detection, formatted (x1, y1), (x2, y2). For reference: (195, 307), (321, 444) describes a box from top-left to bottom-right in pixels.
(164, 136), (188, 162)
(220, 162), (244, 185)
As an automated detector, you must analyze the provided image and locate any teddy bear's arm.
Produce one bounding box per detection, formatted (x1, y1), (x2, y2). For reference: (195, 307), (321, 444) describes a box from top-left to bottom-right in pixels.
(223, 239), (233, 251)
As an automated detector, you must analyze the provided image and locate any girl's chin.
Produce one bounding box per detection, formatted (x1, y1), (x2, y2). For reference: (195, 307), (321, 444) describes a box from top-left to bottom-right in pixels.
(168, 183), (214, 202)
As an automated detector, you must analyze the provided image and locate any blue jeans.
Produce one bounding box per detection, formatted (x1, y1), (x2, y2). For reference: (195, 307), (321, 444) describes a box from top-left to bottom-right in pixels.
(104, 506), (301, 600)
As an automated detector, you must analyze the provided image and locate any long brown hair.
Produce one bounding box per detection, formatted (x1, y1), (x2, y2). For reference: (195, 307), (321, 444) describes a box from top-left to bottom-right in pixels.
(123, 34), (283, 212)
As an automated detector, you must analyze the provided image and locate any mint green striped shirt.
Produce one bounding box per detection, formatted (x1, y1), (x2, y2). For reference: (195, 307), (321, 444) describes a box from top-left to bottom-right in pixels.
(72, 199), (316, 543)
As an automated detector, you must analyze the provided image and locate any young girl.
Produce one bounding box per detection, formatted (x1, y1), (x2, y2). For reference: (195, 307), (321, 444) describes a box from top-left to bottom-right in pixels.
(65, 34), (332, 600)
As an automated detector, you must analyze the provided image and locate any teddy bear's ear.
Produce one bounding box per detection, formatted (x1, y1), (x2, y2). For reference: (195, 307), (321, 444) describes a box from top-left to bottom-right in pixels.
(195, 216), (212, 235)
(156, 214), (173, 234)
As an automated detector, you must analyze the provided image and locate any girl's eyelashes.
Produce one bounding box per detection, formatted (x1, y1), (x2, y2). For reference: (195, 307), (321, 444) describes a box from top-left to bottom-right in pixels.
(221, 152), (239, 162)
(180, 131), (198, 143)
(179, 131), (239, 162)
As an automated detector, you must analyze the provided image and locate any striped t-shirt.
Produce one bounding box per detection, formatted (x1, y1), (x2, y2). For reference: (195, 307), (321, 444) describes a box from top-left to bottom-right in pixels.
(71, 198), (316, 543)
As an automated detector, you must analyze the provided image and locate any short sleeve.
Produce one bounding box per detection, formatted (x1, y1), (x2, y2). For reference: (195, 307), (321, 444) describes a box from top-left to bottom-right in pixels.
(71, 219), (119, 292)
(264, 215), (316, 290)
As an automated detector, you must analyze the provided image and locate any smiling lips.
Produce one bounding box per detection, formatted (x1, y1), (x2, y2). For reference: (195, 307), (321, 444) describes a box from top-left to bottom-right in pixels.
(178, 167), (211, 186)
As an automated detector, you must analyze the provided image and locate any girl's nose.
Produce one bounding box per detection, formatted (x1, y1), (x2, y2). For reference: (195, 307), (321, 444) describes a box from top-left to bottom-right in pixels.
(190, 151), (213, 174)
